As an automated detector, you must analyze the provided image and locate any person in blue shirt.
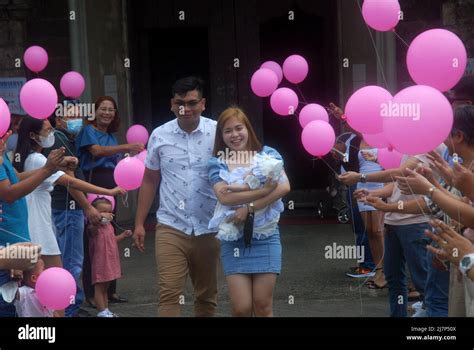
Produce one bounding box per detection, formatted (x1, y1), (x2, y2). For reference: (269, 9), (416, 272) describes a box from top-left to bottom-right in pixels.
(0, 130), (65, 317)
(76, 96), (144, 306)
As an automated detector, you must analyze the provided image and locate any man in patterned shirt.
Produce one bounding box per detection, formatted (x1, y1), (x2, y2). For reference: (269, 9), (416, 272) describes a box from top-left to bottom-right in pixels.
(134, 77), (219, 316)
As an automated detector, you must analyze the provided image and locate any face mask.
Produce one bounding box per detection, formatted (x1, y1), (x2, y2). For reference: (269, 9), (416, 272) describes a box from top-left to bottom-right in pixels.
(37, 132), (55, 148)
(65, 118), (83, 135)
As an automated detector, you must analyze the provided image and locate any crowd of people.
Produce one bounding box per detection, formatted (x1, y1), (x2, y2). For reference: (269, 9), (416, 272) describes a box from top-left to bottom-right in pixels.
(0, 74), (473, 318)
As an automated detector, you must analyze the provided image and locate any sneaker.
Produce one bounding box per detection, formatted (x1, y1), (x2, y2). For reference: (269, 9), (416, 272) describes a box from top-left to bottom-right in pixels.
(345, 267), (376, 278)
(97, 310), (113, 317)
(412, 303), (427, 317)
(106, 310), (119, 317)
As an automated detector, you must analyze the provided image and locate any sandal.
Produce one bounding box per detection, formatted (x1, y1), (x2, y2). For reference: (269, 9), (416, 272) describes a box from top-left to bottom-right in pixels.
(367, 267), (387, 289)
(367, 280), (388, 289)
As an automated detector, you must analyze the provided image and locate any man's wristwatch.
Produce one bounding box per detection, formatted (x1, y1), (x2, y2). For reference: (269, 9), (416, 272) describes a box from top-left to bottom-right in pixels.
(459, 253), (474, 278)
(359, 173), (367, 183)
(247, 202), (255, 214)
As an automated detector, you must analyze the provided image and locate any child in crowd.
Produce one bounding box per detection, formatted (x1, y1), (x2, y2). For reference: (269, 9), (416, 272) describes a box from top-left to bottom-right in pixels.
(88, 197), (131, 317)
(14, 258), (57, 317)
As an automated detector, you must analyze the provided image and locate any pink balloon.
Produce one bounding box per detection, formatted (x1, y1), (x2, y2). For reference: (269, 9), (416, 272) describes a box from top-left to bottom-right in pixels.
(0, 99), (11, 137)
(299, 104), (329, 128)
(407, 29), (467, 92)
(250, 68), (279, 97)
(87, 194), (116, 211)
(383, 85), (453, 155)
(362, 0), (401, 32)
(20, 78), (58, 120)
(378, 148), (403, 170)
(114, 157), (145, 191)
(24, 46), (48, 73)
(36, 267), (76, 310)
(60, 71), (85, 98)
(363, 132), (390, 149)
(135, 150), (147, 163)
(345, 86), (392, 134)
(283, 55), (308, 84)
(270, 88), (299, 116)
(261, 61), (283, 84)
(126, 124), (149, 145)
(301, 120), (336, 157)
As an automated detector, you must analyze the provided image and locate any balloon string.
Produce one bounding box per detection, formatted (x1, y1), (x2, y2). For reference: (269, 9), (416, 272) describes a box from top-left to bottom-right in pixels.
(354, 0), (391, 91)
(121, 192), (129, 208)
(0, 227), (32, 243)
(295, 84), (308, 104)
(317, 156), (340, 177)
(392, 30), (410, 48)
(111, 220), (130, 233)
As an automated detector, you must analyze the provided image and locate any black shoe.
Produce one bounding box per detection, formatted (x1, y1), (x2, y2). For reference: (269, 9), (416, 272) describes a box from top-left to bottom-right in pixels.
(108, 295), (128, 303)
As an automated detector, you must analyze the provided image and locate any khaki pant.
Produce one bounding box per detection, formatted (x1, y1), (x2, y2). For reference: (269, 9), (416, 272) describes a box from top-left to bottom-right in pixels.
(155, 223), (220, 317)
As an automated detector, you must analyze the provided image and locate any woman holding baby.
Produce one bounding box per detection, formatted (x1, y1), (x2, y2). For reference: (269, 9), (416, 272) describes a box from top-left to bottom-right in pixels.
(208, 107), (291, 317)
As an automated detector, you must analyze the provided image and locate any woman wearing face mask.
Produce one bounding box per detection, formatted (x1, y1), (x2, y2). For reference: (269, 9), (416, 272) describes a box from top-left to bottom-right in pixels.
(13, 117), (126, 271)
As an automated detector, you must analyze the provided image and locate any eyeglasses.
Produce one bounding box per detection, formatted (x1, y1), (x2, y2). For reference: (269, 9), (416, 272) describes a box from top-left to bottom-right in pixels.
(173, 99), (203, 109)
(98, 107), (117, 113)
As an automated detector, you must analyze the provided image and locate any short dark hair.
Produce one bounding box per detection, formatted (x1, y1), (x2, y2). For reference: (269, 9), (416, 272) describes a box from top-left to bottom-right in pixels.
(452, 105), (474, 146)
(171, 76), (205, 98)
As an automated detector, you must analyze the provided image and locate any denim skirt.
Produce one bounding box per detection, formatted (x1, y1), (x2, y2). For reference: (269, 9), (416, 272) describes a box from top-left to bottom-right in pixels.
(220, 230), (281, 276)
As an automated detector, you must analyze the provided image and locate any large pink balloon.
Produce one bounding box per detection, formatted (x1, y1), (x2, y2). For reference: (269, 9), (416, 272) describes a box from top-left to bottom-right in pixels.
(363, 132), (390, 149)
(283, 55), (308, 84)
(362, 0), (401, 32)
(126, 124), (149, 145)
(0, 99), (11, 137)
(20, 79), (58, 120)
(345, 86), (392, 134)
(261, 61), (283, 84)
(36, 267), (76, 310)
(270, 88), (299, 116)
(60, 71), (85, 98)
(299, 104), (329, 128)
(301, 120), (336, 157)
(87, 193), (116, 211)
(114, 157), (145, 191)
(407, 29), (467, 92)
(135, 150), (147, 163)
(378, 148), (403, 170)
(383, 85), (453, 155)
(250, 68), (279, 97)
(24, 46), (48, 73)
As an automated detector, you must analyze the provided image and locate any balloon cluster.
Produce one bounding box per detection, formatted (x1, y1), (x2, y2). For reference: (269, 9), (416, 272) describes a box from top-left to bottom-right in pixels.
(352, 0), (466, 162)
(251, 55), (335, 157)
(15, 46), (87, 121)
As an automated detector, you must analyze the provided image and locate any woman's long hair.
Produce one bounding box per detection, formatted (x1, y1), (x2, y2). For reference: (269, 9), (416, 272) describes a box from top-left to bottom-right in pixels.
(212, 107), (262, 157)
(87, 96), (120, 134)
(13, 117), (44, 172)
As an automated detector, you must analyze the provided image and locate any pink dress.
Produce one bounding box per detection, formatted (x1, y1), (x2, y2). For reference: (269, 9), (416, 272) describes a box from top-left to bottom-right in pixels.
(88, 223), (122, 284)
